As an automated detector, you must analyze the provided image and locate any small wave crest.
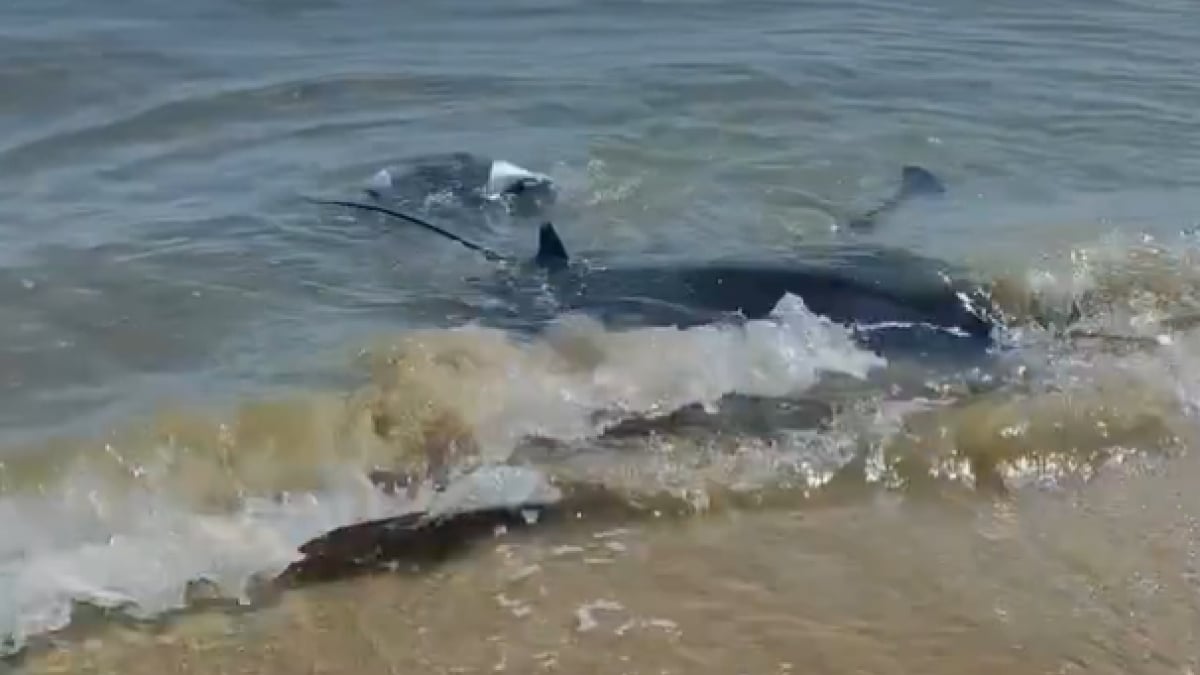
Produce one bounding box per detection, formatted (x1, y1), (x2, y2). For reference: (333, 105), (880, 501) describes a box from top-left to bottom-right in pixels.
(987, 228), (1200, 340)
(360, 292), (882, 459)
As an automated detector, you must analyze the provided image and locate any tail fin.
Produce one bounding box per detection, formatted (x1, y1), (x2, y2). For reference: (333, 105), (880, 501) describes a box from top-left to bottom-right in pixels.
(306, 197), (509, 263)
(845, 165), (946, 231)
(898, 165), (946, 199)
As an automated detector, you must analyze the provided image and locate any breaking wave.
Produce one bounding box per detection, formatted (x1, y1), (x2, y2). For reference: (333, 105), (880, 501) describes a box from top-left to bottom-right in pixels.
(0, 292), (882, 655)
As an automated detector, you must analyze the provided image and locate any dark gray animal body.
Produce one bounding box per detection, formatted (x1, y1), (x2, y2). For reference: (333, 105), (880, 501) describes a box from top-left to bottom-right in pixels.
(316, 163), (993, 362)
(513, 224), (995, 361)
(281, 165), (1003, 590)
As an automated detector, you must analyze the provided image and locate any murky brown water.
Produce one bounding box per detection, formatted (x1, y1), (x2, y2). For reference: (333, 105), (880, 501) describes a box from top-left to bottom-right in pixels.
(22, 447), (1200, 675)
(9, 239), (1200, 673)
(5, 0), (1200, 671)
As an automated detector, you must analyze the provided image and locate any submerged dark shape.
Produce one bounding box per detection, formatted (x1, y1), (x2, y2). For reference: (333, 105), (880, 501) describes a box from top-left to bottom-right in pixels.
(314, 163), (991, 361)
(275, 394), (841, 587)
(530, 167), (992, 362)
(275, 476), (655, 586)
(281, 165), (1001, 590)
(518, 219), (994, 360)
(276, 506), (543, 584)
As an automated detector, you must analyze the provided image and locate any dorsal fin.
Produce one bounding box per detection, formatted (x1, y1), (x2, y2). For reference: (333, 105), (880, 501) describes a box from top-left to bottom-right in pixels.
(535, 223), (569, 270)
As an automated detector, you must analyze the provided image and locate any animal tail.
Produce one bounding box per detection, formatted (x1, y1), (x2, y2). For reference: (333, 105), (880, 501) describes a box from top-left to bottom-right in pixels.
(898, 165), (946, 200)
(305, 197), (510, 263)
(845, 165), (946, 231)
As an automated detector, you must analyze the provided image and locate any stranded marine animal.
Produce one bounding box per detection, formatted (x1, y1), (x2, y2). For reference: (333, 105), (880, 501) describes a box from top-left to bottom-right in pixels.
(311, 164), (991, 360)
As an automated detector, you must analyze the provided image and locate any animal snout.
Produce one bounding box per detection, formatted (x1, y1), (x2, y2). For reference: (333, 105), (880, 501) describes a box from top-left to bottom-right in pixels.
(502, 175), (558, 215)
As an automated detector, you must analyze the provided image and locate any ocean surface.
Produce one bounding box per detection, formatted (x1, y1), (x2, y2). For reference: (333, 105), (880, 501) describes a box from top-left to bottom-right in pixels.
(3, 0), (1200, 672)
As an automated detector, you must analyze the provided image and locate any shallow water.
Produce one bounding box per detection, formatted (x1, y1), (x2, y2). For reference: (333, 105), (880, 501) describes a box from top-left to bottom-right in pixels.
(3, 0), (1200, 671)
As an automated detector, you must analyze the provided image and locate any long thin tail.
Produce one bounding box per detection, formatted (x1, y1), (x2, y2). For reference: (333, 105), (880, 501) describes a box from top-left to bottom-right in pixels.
(305, 197), (510, 263)
(845, 165), (946, 231)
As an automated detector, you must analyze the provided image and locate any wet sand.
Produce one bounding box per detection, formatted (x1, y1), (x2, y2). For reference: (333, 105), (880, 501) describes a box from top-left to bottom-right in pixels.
(19, 407), (1200, 675)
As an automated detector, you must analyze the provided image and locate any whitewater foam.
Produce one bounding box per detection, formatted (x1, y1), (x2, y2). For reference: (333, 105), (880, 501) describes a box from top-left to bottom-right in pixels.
(0, 292), (882, 654)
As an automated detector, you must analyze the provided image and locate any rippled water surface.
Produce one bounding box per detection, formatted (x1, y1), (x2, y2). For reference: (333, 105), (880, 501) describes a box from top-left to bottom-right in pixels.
(3, 0), (1200, 672)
